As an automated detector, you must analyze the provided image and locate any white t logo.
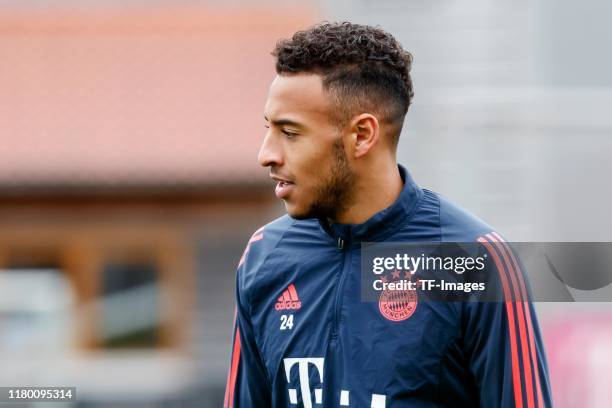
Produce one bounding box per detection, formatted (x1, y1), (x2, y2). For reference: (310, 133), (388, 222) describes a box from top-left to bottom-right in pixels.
(283, 357), (325, 407)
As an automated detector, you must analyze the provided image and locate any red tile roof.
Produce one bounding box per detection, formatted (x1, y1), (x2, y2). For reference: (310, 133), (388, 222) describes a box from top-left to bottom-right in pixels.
(0, 6), (319, 188)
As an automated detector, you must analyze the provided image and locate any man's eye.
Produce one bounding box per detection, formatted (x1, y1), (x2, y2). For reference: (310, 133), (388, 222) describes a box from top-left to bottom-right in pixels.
(282, 130), (297, 138)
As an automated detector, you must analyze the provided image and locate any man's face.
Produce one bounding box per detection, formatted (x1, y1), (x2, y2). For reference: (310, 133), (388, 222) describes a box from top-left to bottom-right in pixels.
(259, 73), (355, 220)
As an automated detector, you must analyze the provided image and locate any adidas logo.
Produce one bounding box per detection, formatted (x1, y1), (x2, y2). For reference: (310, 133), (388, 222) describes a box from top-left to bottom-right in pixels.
(275, 284), (302, 311)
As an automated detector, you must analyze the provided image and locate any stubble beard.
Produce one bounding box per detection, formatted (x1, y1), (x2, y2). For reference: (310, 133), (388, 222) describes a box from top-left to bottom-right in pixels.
(294, 138), (356, 221)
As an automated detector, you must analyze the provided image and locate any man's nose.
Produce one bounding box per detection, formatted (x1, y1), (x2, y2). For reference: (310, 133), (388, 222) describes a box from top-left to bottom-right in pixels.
(258, 132), (283, 168)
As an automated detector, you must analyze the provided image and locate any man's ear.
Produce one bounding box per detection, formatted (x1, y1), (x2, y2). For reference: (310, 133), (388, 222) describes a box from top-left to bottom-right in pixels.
(350, 113), (380, 159)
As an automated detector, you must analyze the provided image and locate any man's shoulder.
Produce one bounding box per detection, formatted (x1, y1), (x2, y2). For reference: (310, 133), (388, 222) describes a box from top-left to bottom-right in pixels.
(420, 189), (496, 242)
(238, 214), (323, 269)
(256, 213), (296, 243)
(237, 214), (324, 297)
(239, 215), (293, 267)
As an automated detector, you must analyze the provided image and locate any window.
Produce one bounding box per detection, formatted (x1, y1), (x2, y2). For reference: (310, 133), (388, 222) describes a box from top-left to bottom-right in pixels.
(100, 261), (160, 348)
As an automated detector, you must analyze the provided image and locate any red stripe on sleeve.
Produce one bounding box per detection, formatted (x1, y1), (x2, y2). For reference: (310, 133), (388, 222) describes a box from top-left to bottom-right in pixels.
(487, 235), (536, 408)
(478, 237), (524, 408)
(253, 226), (265, 235)
(238, 229), (265, 267)
(492, 233), (545, 408)
(224, 309), (237, 408)
(224, 328), (241, 408)
(249, 233), (264, 243)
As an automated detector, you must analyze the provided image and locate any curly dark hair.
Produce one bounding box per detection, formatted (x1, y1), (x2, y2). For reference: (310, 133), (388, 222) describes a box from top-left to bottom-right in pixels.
(272, 21), (414, 144)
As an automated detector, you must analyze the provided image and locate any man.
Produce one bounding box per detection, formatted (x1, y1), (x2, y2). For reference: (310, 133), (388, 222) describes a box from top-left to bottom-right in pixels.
(224, 22), (551, 407)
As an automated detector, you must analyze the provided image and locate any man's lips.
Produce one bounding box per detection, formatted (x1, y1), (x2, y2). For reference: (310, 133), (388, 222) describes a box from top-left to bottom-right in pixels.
(270, 175), (293, 183)
(271, 175), (295, 199)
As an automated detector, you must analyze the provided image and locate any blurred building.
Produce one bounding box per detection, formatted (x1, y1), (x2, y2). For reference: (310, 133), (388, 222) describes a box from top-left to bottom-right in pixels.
(1, 0), (611, 407)
(0, 4), (315, 407)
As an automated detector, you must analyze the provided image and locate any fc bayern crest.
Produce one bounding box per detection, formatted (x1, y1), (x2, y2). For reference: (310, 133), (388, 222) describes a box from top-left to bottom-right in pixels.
(378, 272), (418, 322)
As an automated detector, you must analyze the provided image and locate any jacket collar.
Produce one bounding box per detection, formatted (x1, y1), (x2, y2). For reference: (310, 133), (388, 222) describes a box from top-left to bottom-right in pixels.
(318, 164), (423, 244)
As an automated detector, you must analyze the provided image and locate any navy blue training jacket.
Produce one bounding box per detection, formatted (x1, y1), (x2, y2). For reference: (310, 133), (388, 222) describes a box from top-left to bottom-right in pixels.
(224, 165), (552, 407)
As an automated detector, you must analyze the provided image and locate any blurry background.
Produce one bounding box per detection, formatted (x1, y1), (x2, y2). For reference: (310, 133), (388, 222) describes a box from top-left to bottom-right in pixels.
(0, 0), (610, 407)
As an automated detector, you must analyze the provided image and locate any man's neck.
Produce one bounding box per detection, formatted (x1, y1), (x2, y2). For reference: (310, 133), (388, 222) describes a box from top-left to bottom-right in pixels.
(333, 163), (403, 225)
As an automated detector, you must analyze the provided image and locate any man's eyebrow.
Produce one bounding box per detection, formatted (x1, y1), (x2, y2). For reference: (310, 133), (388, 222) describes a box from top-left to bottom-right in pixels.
(264, 116), (305, 129)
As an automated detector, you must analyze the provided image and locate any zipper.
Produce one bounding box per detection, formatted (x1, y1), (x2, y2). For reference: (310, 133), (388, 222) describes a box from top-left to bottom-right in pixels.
(330, 235), (350, 341)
